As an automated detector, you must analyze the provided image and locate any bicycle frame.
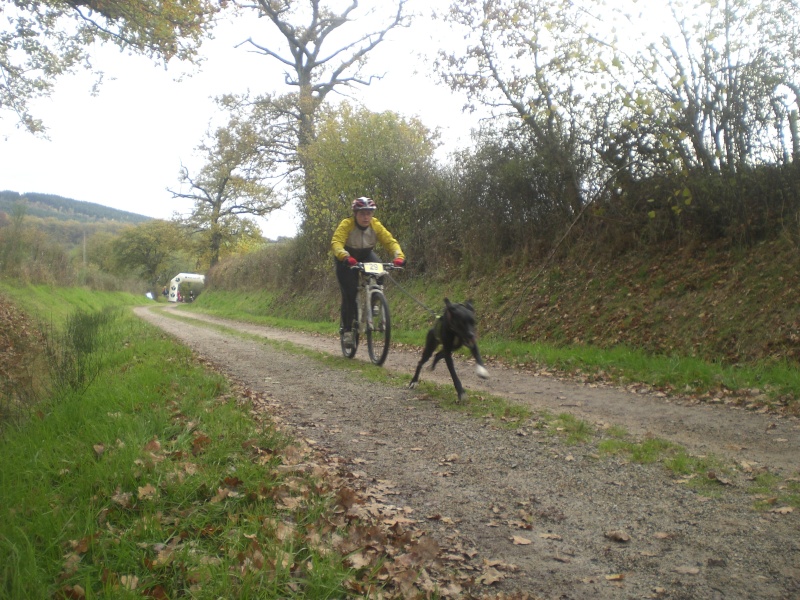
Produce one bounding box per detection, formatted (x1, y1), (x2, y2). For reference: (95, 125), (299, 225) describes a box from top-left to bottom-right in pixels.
(356, 262), (386, 334)
(340, 262), (400, 365)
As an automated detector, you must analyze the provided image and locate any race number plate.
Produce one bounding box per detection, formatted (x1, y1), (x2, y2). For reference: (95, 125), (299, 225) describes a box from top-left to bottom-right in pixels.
(363, 262), (384, 274)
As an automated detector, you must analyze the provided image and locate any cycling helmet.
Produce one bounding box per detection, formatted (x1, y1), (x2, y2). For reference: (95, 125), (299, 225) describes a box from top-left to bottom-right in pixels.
(352, 196), (377, 212)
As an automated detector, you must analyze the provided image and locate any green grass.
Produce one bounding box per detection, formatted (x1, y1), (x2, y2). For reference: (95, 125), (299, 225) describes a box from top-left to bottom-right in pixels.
(598, 433), (739, 497)
(546, 412), (593, 444)
(748, 472), (800, 511)
(0, 283), (148, 326)
(0, 295), (383, 600)
(407, 379), (532, 426)
(599, 437), (678, 464)
(479, 338), (800, 403)
(663, 451), (735, 497)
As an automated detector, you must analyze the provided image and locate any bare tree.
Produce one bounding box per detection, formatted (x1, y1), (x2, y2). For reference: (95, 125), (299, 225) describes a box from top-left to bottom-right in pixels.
(232, 0), (408, 159)
(605, 0), (800, 174)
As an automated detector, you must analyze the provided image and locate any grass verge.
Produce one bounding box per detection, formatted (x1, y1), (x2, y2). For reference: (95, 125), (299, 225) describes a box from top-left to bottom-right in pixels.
(2, 300), (449, 599)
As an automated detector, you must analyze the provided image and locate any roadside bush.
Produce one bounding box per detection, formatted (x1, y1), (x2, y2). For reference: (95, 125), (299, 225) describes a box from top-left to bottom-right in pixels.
(44, 307), (120, 397)
(1, 303), (121, 433)
(0, 299), (47, 431)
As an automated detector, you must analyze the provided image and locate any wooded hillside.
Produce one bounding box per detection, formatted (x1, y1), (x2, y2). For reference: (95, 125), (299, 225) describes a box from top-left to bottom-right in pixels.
(0, 191), (151, 225)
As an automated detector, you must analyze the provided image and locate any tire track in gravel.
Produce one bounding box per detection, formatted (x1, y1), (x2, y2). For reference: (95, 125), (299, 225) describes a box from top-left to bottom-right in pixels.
(146, 306), (800, 476)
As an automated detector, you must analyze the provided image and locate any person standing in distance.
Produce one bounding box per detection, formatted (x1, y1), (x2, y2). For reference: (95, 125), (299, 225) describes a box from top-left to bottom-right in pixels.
(331, 197), (406, 348)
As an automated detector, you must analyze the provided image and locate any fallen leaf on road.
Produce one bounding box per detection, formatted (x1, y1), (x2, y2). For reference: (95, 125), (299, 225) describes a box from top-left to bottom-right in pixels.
(706, 471), (732, 485)
(673, 565), (700, 575)
(511, 535), (532, 545)
(346, 551), (372, 569)
(552, 554), (571, 563)
(605, 530), (630, 543)
(483, 559), (519, 572)
(477, 567), (504, 585)
(653, 532), (672, 539)
(770, 506), (794, 514)
(111, 488), (132, 508)
(59, 584), (86, 599)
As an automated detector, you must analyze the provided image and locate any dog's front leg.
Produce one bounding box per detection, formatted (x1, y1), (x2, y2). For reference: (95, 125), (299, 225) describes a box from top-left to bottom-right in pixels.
(443, 353), (467, 402)
(408, 355), (429, 389)
(470, 344), (489, 379)
(409, 331), (437, 389)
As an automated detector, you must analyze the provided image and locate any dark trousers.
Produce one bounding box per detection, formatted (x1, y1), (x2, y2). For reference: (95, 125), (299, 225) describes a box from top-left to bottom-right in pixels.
(336, 250), (379, 330)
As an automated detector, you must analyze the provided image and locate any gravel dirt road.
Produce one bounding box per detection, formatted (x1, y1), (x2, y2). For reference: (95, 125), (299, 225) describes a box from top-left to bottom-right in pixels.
(135, 304), (800, 599)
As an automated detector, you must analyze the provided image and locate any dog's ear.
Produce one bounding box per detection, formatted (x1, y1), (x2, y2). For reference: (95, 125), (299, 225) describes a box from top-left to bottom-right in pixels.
(465, 299), (475, 311)
(444, 298), (452, 308)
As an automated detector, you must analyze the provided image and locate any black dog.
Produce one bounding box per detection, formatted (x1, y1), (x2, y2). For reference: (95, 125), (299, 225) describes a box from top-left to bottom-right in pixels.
(408, 298), (489, 402)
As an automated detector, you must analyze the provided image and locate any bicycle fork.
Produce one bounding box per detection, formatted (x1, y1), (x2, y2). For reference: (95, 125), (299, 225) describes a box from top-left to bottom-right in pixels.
(358, 280), (382, 332)
(356, 288), (370, 333)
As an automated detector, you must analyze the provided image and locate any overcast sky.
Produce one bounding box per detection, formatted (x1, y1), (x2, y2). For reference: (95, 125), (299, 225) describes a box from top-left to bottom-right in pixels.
(0, 0), (483, 239)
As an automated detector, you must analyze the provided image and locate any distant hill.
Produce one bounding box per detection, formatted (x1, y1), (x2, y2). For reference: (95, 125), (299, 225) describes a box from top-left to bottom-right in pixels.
(0, 190), (152, 225)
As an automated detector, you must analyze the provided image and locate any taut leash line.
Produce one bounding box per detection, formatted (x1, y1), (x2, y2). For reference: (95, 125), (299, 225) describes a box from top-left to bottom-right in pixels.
(385, 272), (439, 318)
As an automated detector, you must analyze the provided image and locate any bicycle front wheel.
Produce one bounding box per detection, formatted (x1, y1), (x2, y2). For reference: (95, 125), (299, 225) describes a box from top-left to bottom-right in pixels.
(367, 292), (391, 366)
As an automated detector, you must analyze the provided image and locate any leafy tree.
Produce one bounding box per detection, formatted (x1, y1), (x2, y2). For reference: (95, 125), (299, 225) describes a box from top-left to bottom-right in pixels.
(169, 98), (281, 267)
(0, 201), (72, 283)
(111, 220), (190, 292)
(2, 0), (219, 133)
(82, 230), (121, 273)
(451, 125), (562, 257)
(300, 103), (438, 266)
(435, 0), (602, 219)
(185, 213), (265, 270)
(0, 203), (28, 275)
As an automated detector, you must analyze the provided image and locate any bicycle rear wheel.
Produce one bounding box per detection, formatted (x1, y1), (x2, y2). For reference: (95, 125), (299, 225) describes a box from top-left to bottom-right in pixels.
(367, 292), (391, 366)
(340, 321), (358, 359)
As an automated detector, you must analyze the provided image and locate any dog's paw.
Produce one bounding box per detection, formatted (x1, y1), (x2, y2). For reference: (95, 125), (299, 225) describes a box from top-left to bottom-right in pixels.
(475, 365), (489, 379)
(457, 391), (467, 403)
(408, 381), (418, 389)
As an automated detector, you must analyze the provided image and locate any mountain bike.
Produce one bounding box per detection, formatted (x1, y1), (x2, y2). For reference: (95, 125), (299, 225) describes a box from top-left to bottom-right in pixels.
(340, 262), (402, 366)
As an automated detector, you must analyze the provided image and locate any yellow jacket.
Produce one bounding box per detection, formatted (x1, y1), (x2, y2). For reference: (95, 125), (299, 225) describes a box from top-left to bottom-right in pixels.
(330, 217), (405, 262)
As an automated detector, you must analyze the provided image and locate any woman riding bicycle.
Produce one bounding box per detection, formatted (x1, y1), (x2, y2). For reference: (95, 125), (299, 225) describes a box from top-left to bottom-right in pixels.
(331, 197), (406, 349)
